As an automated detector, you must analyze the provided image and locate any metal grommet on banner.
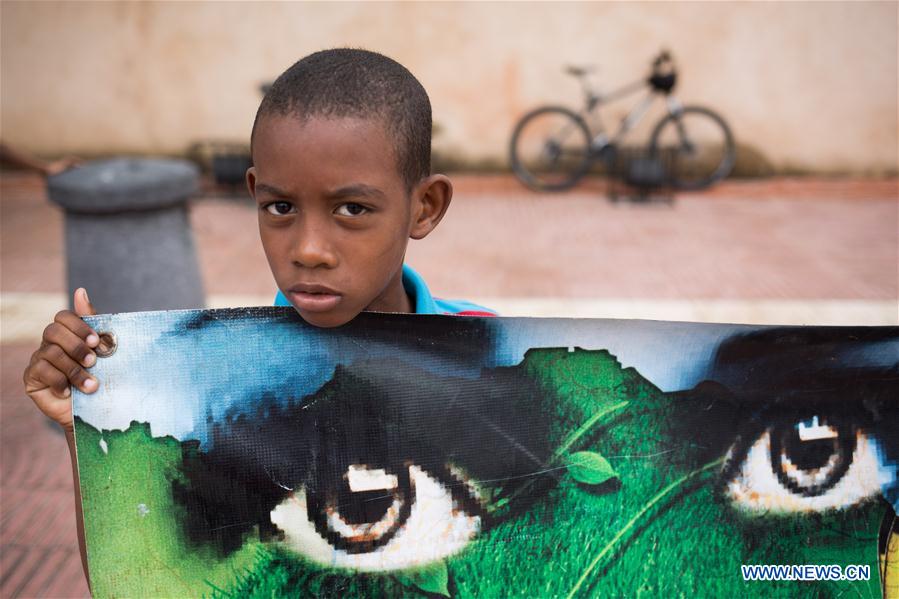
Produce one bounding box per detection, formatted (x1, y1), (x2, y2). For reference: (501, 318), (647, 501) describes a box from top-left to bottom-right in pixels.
(96, 332), (117, 358)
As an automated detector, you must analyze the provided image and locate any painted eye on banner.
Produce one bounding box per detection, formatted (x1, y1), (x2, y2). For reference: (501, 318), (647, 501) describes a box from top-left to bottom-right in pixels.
(270, 463), (484, 571)
(725, 415), (892, 513)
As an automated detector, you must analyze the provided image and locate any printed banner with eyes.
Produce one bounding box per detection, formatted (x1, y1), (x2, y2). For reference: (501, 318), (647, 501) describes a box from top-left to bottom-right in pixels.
(72, 309), (898, 598)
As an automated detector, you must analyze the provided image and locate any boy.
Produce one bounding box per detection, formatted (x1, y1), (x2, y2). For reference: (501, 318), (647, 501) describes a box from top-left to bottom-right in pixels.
(22, 47), (492, 579)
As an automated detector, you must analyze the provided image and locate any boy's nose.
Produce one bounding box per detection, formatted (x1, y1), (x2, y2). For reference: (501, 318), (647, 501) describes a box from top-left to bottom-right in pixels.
(291, 223), (338, 269)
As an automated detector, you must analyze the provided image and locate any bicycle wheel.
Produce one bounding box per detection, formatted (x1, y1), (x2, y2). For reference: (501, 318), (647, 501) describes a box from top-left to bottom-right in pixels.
(648, 106), (735, 190)
(509, 106), (592, 191)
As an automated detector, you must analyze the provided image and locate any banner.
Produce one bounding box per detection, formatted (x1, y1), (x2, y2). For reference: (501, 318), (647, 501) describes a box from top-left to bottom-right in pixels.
(73, 309), (898, 597)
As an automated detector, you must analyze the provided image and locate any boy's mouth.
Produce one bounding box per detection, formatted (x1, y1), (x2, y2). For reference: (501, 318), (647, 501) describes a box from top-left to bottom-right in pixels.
(287, 284), (342, 313)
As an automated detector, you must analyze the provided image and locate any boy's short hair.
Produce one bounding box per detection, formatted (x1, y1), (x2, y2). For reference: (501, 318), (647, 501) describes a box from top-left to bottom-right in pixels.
(252, 48), (432, 191)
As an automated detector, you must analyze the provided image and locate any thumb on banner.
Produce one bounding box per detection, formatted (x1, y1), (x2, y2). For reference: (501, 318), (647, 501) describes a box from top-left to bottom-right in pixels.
(74, 288), (97, 317)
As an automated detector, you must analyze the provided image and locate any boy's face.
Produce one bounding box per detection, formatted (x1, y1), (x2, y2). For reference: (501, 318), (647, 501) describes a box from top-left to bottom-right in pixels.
(248, 115), (423, 327)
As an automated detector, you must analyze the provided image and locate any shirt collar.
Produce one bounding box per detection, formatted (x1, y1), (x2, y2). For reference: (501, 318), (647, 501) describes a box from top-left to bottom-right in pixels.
(402, 264), (439, 314)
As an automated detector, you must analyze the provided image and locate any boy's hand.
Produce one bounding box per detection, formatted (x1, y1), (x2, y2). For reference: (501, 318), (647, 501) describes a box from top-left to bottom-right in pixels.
(23, 288), (99, 432)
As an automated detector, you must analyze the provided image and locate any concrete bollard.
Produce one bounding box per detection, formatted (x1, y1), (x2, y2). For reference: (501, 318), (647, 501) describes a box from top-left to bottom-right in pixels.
(47, 157), (205, 314)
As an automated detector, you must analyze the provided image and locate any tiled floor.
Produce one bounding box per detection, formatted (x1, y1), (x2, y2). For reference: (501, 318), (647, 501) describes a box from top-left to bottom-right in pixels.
(1, 171), (897, 597)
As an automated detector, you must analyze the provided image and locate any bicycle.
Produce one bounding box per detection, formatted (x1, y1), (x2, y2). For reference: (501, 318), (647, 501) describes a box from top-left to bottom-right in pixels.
(509, 51), (736, 192)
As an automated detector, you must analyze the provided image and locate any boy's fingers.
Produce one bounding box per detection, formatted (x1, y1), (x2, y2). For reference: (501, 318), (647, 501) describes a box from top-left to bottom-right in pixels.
(42, 323), (96, 367)
(53, 309), (98, 347)
(73, 288), (97, 318)
(40, 345), (98, 393)
(25, 358), (72, 397)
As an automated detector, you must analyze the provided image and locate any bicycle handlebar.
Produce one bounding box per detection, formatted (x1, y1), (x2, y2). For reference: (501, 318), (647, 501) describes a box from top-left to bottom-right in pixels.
(652, 50), (673, 70)
(561, 50), (676, 99)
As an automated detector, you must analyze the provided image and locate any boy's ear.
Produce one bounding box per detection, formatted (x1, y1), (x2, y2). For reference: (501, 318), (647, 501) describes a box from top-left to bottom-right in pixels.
(409, 174), (452, 240)
(245, 166), (257, 200)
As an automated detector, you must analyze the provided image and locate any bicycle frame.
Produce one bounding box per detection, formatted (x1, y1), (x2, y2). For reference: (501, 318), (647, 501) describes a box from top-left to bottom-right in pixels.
(575, 77), (684, 154)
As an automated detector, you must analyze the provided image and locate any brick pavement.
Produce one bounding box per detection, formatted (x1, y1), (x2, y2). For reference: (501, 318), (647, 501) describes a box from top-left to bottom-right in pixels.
(1, 344), (89, 599)
(2, 172), (897, 299)
(0, 171), (897, 597)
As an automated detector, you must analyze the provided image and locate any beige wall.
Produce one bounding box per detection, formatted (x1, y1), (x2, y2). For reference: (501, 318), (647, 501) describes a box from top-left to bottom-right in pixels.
(2, 1), (896, 173)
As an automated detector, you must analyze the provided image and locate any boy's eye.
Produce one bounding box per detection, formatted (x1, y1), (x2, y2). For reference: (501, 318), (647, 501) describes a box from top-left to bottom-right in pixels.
(265, 201), (296, 216)
(335, 203), (369, 217)
(724, 415), (890, 513)
(269, 463), (483, 571)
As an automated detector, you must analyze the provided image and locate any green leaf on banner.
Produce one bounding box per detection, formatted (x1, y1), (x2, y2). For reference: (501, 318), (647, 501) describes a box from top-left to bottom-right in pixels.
(567, 451), (618, 485)
(395, 561), (449, 597)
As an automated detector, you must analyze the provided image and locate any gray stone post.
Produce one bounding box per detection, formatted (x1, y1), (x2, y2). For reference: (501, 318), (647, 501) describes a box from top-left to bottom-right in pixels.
(47, 158), (205, 314)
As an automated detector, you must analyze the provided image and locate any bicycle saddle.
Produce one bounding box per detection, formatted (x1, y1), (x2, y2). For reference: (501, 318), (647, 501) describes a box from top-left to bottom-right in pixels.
(564, 65), (596, 77)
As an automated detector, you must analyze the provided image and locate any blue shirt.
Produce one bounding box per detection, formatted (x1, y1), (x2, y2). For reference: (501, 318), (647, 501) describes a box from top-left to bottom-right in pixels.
(273, 264), (495, 316)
